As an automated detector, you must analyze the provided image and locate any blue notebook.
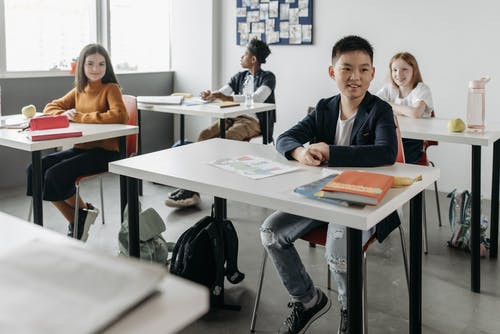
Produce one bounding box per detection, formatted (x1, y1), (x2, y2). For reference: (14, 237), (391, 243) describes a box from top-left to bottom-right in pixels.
(294, 174), (360, 208)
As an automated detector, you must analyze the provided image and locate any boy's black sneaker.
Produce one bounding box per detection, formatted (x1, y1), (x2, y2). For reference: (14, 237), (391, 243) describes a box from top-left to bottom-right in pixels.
(278, 290), (331, 334)
(67, 203), (99, 242)
(337, 308), (348, 334)
(164, 189), (200, 208)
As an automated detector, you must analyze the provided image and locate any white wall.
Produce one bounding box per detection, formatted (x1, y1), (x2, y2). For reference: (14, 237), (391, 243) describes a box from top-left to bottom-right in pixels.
(214, 0), (500, 198)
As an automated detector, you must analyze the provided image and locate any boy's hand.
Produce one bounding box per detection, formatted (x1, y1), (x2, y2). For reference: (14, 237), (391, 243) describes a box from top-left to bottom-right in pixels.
(200, 90), (212, 100)
(308, 142), (330, 161)
(210, 92), (233, 101)
(291, 146), (323, 166)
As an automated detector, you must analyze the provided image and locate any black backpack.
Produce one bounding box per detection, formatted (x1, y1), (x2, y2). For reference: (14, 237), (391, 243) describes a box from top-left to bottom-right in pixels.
(169, 215), (245, 304)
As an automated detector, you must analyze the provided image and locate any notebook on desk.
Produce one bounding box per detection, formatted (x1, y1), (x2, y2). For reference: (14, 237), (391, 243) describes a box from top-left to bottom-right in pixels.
(0, 240), (166, 334)
(137, 95), (184, 105)
(28, 128), (83, 141)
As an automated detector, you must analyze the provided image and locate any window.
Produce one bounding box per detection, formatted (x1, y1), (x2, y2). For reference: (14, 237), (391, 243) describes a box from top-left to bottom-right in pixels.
(0, 0), (171, 75)
(110, 0), (170, 72)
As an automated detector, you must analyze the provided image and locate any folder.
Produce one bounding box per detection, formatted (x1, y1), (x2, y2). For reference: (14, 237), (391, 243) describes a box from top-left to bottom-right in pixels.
(28, 128), (83, 141)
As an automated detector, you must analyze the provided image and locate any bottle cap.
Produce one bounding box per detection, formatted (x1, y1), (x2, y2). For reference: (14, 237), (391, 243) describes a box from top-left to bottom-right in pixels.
(469, 77), (491, 89)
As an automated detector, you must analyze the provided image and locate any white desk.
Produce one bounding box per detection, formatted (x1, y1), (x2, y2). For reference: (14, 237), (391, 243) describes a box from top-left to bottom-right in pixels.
(0, 211), (209, 334)
(137, 101), (276, 145)
(398, 116), (500, 293)
(109, 138), (440, 334)
(0, 114), (138, 227)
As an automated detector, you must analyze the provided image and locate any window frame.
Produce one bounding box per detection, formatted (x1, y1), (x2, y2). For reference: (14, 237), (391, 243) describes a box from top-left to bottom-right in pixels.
(0, 0), (171, 78)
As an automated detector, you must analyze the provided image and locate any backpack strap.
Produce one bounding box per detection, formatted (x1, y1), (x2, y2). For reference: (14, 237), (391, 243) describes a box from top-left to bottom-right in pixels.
(223, 219), (245, 284)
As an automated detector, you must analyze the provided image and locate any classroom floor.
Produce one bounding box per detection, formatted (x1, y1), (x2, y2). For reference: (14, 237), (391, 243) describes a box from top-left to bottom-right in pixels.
(1, 174), (499, 334)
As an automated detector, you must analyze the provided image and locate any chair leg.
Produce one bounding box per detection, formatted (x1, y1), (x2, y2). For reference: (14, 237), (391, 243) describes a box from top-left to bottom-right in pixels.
(250, 249), (268, 332)
(429, 161), (442, 227)
(398, 225), (410, 294)
(422, 191), (429, 255)
(28, 199), (33, 222)
(362, 252), (368, 334)
(73, 184), (80, 239)
(327, 265), (332, 291)
(99, 177), (105, 224)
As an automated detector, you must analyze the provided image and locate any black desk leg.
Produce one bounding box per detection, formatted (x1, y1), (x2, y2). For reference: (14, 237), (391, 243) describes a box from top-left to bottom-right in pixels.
(32, 151), (43, 226)
(119, 137), (128, 223)
(471, 145), (481, 293)
(262, 111), (269, 145)
(127, 177), (140, 258)
(490, 139), (499, 258)
(347, 228), (362, 334)
(213, 196), (241, 311)
(137, 109), (143, 196)
(180, 114), (185, 145)
(219, 119), (227, 219)
(410, 192), (423, 334)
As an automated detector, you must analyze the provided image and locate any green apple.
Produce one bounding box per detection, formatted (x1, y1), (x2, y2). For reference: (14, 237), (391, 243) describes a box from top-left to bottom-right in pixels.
(447, 118), (465, 132)
(21, 104), (36, 119)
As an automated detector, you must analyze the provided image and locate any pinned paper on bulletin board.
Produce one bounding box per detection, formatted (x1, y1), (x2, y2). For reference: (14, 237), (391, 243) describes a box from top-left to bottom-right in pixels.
(236, 0), (313, 46)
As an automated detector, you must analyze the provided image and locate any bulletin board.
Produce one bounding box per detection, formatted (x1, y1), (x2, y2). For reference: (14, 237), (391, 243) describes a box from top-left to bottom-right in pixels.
(236, 0), (313, 46)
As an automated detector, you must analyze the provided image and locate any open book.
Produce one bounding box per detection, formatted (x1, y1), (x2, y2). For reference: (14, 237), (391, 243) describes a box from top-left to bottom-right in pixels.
(0, 240), (166, 334)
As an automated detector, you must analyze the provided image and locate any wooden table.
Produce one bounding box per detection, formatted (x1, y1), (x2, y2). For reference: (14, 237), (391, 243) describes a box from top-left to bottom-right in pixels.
(109, 138), (440, 334)
(398, 116), (500, 292)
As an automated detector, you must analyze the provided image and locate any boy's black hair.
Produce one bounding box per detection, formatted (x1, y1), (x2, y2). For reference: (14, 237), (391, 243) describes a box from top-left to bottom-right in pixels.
(331, 35), (373, 64)
(247, 38), (271, 64)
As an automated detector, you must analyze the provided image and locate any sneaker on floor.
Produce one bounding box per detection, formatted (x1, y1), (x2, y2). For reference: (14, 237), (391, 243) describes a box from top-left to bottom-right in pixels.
(69, 203), (99, 241)
(164, 189), (201, 208)
(337, 308), (348, 334)
(278, 289), (331, 334)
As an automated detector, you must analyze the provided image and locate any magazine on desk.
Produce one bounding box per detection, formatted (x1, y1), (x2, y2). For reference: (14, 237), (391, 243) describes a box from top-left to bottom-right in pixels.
(209, 155), (299, 179)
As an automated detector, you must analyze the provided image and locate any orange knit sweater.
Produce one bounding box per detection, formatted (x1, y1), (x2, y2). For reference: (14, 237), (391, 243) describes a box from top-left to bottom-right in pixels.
(43, 80), (129, 152)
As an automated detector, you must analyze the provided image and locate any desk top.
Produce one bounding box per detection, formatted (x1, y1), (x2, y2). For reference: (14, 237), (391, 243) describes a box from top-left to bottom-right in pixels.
(0, 114), (138, 151)
(109, 138), (439, 230)
(398, 116), (500, 146)
(137, 102), (275, 119)
(0, 212), (209, 334)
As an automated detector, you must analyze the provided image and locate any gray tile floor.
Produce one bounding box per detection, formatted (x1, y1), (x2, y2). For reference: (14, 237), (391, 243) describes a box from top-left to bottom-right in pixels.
(1, 174), (499, 334)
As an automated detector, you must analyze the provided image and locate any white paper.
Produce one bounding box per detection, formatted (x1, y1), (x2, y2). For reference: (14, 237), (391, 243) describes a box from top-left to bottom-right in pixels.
(252, 22), (265, 34)
(249, 32), (262, 41)
(280, 3), (290, 20)
(236, 7), (247, 17)
(247, 10), (260, 23)
(298, 0), (309, 17)
(266, 19), (275, 32)
(209, 155), (299, 179)
(238, 22), (250, 34)
(289, 8), (300, 24)
(259, 3), (269, 20)
(285, 0), (296, 3)
(260, 0), (270, 2)
(243, 0), (251, 6)
(266, 31), (280, 44)
(240, 34), (249, 45)
(250, 0), (259, 9)
(137, 95), (183, 105)
(269, 1), (279, 18)
(289, 24), (302, 44)
(279, 22), (289, 38)
(302, 24), (312, 42)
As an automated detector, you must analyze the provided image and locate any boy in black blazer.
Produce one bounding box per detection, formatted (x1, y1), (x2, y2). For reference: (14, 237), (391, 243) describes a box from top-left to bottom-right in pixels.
(261, 35), (398, 334)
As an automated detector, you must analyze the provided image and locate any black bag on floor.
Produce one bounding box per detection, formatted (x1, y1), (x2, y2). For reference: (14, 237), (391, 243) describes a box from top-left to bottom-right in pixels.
(169, 215), (245, 301)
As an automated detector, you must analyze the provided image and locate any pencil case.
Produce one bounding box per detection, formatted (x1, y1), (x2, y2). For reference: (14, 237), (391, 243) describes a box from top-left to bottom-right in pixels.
(29, 115), (70, 131)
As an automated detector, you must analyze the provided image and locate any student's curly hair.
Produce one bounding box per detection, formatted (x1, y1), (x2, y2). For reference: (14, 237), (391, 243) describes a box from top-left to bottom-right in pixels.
(331, 35), (374, 64)
(247, 38), (271, 64)
(75, 44), (119, 93)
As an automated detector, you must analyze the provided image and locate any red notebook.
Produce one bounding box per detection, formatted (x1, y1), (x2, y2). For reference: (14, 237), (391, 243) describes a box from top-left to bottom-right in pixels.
(28, 128), (82, 141)
(317, 170), (394, 205)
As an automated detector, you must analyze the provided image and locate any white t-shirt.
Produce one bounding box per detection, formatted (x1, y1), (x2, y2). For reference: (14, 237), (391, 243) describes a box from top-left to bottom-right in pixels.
(334, 107), (357, 146)
(376, 82), (434, 118)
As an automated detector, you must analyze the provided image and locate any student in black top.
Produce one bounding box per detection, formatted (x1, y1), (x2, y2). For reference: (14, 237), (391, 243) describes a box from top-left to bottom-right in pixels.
(166, 38), (276, 208)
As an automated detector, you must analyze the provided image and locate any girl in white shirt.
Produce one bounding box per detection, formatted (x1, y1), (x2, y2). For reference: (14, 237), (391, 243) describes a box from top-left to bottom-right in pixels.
(377, 52), (434, 163)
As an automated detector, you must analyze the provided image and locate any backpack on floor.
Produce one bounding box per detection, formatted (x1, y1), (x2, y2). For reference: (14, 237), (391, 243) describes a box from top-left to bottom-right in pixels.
(447, 189), (489, 253)
(119, 204), (174, 264)
(169, 215), (245, 304)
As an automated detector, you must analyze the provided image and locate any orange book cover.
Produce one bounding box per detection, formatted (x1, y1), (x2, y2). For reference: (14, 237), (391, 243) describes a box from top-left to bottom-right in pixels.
(319, 170), (394, 205)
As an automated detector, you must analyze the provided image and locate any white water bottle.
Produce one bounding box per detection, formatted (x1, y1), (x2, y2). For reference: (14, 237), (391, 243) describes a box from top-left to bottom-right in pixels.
(466, 77), (490, 132)
(243, 74), (254, 108)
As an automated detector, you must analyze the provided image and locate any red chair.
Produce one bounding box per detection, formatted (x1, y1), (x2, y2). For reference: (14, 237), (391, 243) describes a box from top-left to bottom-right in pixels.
(250, 116), (409, 332)
(71, 95), (138, 235)
(416, 111), (441, 254)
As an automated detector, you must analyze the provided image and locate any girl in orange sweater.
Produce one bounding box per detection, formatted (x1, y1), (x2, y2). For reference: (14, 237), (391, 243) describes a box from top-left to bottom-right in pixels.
(27, 44), (128, 241)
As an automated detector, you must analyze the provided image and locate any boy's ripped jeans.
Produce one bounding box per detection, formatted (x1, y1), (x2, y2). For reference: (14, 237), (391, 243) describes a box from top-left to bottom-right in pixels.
(260, 211), (374, 308)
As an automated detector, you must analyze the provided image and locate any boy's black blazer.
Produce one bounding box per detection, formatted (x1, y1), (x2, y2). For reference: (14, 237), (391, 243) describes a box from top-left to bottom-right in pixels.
(276, 92), (399, 242)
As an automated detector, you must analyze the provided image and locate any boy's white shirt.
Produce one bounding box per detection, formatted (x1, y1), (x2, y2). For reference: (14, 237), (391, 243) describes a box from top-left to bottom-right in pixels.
(334, 105), (357, 146)
(217, 84), (272, 122)
(376, 82), (434, 118)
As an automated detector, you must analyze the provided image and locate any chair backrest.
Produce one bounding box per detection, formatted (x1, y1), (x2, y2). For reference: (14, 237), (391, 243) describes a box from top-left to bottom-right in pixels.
(122, 95), (138, 158)
(394, 115), (405, 164)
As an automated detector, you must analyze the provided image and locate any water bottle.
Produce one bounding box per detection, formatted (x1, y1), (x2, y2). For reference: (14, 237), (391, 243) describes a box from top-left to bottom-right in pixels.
(466, 77), (490, 132)
(243, 74), (254, 108)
